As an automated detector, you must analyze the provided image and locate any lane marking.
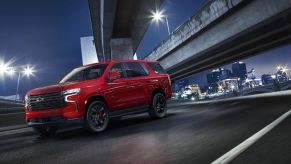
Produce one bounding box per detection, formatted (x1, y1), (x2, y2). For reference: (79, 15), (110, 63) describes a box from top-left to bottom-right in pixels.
(211, 109), (291, 164)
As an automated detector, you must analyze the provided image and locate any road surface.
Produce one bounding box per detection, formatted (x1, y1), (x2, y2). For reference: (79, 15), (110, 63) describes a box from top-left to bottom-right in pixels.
(0, 95), (290, 164)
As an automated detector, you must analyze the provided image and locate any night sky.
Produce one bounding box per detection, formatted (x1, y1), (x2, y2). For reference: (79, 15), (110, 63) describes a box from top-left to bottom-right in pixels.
(0, 0), (290, 97)
(0, 0), (92, 97)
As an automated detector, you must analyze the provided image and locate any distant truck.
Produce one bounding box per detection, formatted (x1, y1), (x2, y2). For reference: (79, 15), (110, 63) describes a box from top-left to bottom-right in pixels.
(180, 84), (201, 100)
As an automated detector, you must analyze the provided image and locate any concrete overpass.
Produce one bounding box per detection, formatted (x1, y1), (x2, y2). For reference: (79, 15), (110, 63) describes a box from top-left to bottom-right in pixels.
(88, 0), (163, 61)
(145, 0), (291, 81)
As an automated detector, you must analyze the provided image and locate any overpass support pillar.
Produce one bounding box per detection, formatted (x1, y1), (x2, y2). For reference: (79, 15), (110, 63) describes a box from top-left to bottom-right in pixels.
(110, 38), (133, 60)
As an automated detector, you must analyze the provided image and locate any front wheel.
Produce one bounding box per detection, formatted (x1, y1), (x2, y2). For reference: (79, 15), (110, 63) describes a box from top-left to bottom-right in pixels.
(84, 100), (110, 133)
(33, 126), (58, 138)
(149, 93), (167, 119)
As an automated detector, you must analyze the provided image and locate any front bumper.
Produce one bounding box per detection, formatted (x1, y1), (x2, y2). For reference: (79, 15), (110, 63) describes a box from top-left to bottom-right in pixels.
(25, 102), (85, 127)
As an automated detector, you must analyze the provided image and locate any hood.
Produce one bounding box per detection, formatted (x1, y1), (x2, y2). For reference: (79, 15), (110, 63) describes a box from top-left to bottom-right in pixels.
(27, 82), (79, 96)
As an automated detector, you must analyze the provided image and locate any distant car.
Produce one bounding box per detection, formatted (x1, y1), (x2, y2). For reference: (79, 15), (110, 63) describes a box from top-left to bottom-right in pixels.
(25, 60), (172, 137)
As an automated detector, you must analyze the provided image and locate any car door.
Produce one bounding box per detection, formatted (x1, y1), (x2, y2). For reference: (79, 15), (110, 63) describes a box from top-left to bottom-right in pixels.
(104, 63), (134, 111)
(123, 62), (150, 107)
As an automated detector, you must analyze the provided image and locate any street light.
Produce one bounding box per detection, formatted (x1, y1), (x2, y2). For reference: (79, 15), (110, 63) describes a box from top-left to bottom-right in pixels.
(23, 65), (35, 77)
(276, 65), (289, 74)
(6, 67), (15, 76)
(0, 59), (36, 101)
(0, 61), (9, 75)
(151, 10), (171, 35)
(14, 65), (35, 101)
(152, 11), (163, 21)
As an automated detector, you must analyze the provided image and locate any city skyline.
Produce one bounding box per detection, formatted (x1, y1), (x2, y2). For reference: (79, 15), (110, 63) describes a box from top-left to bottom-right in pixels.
(176, 44), (291, 90)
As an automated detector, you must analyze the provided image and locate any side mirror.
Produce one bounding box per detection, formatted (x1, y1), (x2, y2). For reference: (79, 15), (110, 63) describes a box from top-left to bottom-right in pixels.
(108, 71), (121, 82)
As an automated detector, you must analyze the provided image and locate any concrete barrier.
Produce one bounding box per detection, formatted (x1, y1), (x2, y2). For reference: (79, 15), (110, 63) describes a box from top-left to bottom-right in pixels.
(0, 99), (25, 128)
(0, 112), (26, 128)
(0, 99), (24, 114)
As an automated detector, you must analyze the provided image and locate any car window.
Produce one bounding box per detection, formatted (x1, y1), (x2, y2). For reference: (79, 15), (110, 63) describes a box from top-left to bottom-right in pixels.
(84, 65), (107, 80)
(59, 64), (107, 83)
(109, 63), (126, 78)
(147, 62), (166, 74)
(124, 62), (149, 78)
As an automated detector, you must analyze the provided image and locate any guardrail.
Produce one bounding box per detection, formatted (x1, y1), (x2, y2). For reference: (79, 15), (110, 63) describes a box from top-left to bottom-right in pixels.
(0, 99), (24, 114)
(0, 98), (23, 104)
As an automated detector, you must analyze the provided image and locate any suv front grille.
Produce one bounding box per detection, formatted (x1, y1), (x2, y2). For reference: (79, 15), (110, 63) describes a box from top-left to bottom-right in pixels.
(27, 92), (66, 111)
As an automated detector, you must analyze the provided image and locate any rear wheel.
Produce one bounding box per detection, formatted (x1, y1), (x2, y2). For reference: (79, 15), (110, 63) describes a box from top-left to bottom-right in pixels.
(33, 126), (58, 138)
(149, 92), (167, 119)
(84, 100), (110, 133)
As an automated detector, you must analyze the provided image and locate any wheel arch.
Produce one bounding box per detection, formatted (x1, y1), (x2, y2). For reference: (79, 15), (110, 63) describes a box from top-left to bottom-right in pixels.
(151, 88), (165, 103)
(85, 95), (108, 112)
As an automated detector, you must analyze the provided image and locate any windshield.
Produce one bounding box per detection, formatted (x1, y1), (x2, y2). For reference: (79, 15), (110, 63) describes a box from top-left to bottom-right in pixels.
(59, 64), (107, 83)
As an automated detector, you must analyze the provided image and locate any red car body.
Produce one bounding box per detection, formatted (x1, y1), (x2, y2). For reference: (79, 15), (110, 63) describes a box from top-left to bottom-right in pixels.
(25, 60), (172, 132)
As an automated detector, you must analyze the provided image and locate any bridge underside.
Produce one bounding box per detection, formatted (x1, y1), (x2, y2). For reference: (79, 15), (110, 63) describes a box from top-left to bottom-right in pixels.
(168, 8), (291, 81)
(88, 0), (163, 61)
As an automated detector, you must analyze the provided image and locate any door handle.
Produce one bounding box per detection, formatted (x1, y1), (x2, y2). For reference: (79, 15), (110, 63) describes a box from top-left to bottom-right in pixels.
(147, 79), (159, 83)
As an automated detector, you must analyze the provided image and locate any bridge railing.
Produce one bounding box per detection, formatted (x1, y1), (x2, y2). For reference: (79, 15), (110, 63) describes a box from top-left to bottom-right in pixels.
(145, 0), (244, 61)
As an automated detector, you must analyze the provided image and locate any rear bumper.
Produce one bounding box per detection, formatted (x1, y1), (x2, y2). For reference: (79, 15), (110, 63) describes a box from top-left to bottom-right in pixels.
(27, 116), (83, 127)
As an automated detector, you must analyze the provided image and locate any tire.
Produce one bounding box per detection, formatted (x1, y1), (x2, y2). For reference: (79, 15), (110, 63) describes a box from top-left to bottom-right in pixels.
(84, 100), (110, 133)
(149, 92), (167, 119)
(33, 126), (58, 138)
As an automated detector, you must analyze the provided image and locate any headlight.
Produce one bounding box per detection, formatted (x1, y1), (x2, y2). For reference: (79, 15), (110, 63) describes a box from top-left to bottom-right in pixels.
(62, 88), (81, 112)
(25, 95), (29, 106)
(62, 88), (81, 95)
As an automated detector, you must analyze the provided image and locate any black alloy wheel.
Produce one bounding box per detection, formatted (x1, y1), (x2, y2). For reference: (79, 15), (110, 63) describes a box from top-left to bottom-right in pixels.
(84, 100), (109, 133)
(149, 92), (167, 119)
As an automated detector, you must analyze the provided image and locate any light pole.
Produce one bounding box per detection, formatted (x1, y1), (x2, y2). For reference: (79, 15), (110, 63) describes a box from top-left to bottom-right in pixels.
(165, 16), (170, 35)
(152, 10), (171, 35)
(15, 72), (21, 101)
(6, 65), (35, 101)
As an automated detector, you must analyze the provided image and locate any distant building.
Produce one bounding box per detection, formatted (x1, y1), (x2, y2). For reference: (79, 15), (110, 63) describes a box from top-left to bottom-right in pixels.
(188, 84), (202, 96)
(243, 78), (262, 89)
(80, 36), (99, 65)
(212, 69), (221, 82)
(232, 62), (247, 81)
(207, 73), (215, 85)
(218, 78), (239, 92)
(220, 68), (232, 80)
(261, 74), (274, 85)
(176, 79), (190, 91)
(247, 67), (256, 80)
(207, 68), (231, 85)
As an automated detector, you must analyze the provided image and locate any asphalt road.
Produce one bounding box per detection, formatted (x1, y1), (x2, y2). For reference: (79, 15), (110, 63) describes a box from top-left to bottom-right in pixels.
(0, 96), (291, 164)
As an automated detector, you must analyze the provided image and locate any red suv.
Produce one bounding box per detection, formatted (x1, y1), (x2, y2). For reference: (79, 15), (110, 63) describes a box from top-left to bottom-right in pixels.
(25, 60), (172, 137)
